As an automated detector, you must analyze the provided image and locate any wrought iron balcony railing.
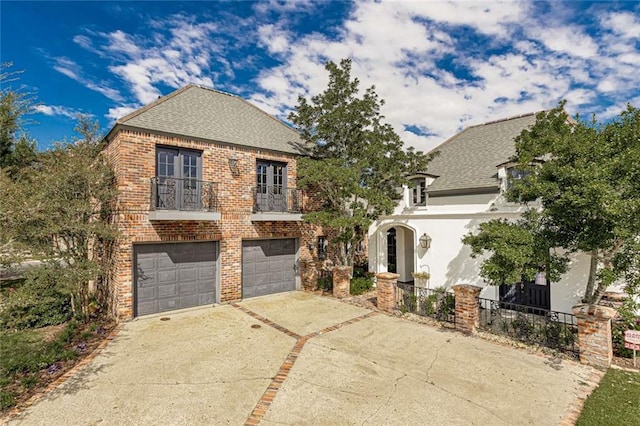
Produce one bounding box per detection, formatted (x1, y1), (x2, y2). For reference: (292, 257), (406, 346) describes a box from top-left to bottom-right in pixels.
(150, 177), (219, 212)
(252, 186), (303, 214)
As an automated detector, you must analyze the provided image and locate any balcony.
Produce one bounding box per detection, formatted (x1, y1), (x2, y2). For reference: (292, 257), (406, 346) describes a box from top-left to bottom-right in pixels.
(149, 177), (221, 221)
(251, 186), (303, 221)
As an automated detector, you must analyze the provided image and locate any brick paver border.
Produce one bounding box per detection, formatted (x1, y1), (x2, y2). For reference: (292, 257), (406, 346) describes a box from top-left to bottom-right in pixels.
(233, 305), (377, 425)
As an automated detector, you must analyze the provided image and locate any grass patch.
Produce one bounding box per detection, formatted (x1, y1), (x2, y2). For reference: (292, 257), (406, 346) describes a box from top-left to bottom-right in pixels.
(577, 368), (640, 426)
(0, 323), (78, 411)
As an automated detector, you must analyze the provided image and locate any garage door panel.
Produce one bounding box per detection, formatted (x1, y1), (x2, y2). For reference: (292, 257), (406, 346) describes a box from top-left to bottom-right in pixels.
(134, 242), (218, 317)
(158, 298), (179, 312)
(179, 268), (198, 281)
(199, 266), (215, 279)
(242, 239), (296, 298)
(157, 256), (176, 269)
(180, 282), (197, 294)
(157, 284), (177, 297)
(137, 301), (158, 317)
(138, 286), (156, 300)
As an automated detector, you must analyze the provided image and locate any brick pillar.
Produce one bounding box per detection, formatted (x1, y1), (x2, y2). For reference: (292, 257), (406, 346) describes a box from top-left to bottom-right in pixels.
(452, 284), (482, 334)
(301, 259), (318, 290)
(572, 304), (617, 369)
(376, 272), (398, 313)
(332, 266), (352, 298)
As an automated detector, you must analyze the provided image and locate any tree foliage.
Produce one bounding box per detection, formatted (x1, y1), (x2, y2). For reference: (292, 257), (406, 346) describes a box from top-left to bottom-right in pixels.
(0, 116), (117, 320)
(289, 59), (432, 265)
(463, 102), (640, 303)
(0, 62), (37, 173)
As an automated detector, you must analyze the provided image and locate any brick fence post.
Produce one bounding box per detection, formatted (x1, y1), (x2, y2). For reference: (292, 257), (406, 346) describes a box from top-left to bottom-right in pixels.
(301, 259), (318, 290)
(572, 304), (617, 369)
(452, 284), (482, 334)
(376, 272), (399, 313)
(332, 265), (352, 298)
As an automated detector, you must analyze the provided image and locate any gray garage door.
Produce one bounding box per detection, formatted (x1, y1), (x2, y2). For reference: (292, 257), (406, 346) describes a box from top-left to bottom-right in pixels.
(242, 239), (296, 298)
(134, 242), (218, 316)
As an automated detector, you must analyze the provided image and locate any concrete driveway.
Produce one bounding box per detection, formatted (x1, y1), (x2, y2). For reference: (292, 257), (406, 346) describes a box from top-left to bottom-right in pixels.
(7, 292), (596, 425)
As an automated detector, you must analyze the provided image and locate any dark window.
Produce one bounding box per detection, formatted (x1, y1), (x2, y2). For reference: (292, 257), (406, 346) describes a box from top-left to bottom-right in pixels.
(317, 236), (327, 260)
(411, 178), (426, 206)
(387, 228), (397, 273)
(506, 168), (531, 190)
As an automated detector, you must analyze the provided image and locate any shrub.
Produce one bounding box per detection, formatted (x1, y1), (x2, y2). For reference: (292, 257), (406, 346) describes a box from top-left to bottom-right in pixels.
(0, 269), (72, 330)
(317, 276), (333, 291)
(612, 298), (640, 358)
(350, 276), (374, 295)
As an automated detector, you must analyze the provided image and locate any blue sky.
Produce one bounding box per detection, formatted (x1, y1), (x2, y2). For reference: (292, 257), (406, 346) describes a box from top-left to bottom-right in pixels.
(2, 0), (640, 152)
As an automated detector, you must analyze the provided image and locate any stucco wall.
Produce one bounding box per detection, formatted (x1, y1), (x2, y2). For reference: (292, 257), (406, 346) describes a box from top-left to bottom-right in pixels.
(369, 186), (623, 315)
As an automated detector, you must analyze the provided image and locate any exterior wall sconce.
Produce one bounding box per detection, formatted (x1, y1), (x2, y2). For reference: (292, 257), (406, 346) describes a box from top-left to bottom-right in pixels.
(228, 156), (240, 175)
(308, 242), (316, 251)
(419, 233), (432, 250)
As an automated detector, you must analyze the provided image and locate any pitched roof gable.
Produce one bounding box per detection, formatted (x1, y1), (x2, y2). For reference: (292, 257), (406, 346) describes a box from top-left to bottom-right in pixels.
(425, 113), (539, 194)
(110, 84), (307, 155)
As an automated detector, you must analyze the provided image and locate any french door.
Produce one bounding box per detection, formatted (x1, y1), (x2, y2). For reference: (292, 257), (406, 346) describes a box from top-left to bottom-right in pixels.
(156, 147), (202, 210)
(256, 161), (287, 212)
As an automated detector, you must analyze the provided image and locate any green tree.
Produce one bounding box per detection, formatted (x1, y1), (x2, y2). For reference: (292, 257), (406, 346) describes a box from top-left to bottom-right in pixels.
(0, 62), (37, 173)
(289, 59), (432, 266)
(0, 116), (117, 320)
(463, 102), (640, 304)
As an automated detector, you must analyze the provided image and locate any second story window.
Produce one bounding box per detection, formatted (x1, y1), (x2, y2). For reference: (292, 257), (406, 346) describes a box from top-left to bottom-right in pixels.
(255, 160), (288, 212)
(505, 167), (531, 190)
(411, 178), (427, 206)
(155, 147), (202, 210)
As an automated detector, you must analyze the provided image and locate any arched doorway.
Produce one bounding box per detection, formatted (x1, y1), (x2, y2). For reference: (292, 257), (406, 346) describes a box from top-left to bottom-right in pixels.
(387, 228), (397, 273)
(378, 225), (416, 283)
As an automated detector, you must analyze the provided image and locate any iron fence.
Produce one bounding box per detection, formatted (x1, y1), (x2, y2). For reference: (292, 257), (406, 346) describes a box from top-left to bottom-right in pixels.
(395, 283), (455, 325)
(253, 187), (303, 213)
(479, 298), (578, 356)
(150, 177), (219, 212)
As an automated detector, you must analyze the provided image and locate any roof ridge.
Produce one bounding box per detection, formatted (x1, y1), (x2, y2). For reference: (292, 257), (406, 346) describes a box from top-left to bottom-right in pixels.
(475, 111), (539, 127)
(117, 84), (197, 124)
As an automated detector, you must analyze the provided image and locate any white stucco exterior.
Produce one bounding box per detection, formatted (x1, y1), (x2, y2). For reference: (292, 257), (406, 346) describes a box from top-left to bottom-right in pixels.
(369, 184), (620, 315)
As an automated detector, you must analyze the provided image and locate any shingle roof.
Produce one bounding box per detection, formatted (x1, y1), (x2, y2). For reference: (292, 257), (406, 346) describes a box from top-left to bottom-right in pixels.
(425, 113), (539, 194)
(112, 85), (307, 155)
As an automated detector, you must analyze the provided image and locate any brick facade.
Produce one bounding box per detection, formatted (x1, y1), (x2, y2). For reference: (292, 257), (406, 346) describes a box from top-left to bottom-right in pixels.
(102, 129), (323, 320)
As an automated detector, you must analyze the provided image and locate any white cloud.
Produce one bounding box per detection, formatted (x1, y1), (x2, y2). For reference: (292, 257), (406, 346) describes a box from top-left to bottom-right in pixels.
(532, 26), (599, 59)
(34, 104), (87, 119)
(600, 11), (640, 39)
(246, 0), (640, 151)
(52, 57), (123, 102)
(59, 0), (640, 154)
(106, 105), (138, 122)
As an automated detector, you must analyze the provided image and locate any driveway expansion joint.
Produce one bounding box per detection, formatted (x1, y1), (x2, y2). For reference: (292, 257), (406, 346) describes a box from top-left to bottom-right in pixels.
(234, 305), (377, 425)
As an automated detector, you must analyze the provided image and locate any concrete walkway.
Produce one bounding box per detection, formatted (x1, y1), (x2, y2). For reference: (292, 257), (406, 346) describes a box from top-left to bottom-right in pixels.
(6, 292), (597, 425)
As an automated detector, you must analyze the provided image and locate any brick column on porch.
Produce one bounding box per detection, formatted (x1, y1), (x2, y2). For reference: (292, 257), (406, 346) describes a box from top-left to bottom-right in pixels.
(376, 272), (398, 313)
(572, 304), (617, 369)
(332, 266), (352, 298)
(452, 284), (482, 334)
